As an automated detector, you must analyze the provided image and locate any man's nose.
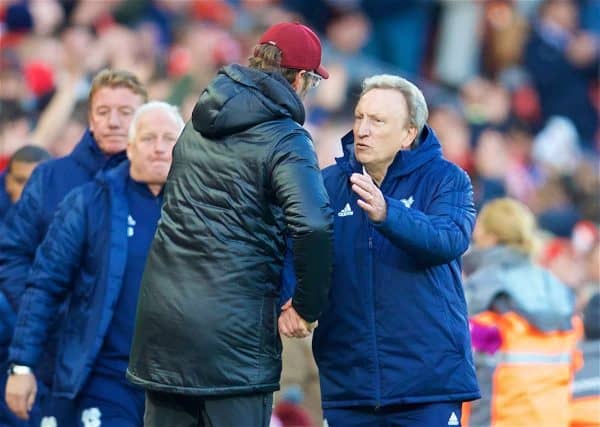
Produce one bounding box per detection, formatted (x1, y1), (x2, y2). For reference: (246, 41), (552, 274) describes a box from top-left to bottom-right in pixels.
(357, 119), (370, 136)
(154, 137), (170, 154)
(108, 109), (121, 127)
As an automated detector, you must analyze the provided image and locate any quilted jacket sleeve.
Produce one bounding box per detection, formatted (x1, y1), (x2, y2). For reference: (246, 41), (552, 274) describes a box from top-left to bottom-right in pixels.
(8, 186), (88, 367)
(269, 132), (334, 322)
(374, 165), (475, 266)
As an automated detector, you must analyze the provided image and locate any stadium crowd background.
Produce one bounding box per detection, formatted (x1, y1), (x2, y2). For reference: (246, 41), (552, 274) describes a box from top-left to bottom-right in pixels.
(0, 0), (598, 425)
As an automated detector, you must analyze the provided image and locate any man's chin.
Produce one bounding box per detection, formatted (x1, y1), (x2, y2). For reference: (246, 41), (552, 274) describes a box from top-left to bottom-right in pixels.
(150, 163), (170, 173)
(354, 152), (368, 165)
(145, 178), (168, 187)
(149, 168), (170, 181)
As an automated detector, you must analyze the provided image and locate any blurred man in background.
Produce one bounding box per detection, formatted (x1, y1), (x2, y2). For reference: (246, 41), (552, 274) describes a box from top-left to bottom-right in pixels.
(0, 145), (51, 220)
(524, 0), (599, 147)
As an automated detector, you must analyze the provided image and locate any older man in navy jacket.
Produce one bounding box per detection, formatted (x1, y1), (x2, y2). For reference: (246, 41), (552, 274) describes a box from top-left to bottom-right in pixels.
(5, 102), (184, 426)
(311, 75), (480, 426)
(0, 69), (146, 427)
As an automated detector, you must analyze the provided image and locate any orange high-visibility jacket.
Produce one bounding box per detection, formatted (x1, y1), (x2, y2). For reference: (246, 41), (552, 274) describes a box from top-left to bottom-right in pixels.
(570, 339), (600, 427)
(464, 312), (582, 427)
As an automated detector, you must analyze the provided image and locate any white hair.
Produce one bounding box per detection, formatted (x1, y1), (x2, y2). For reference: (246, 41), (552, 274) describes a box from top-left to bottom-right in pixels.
(361, 74), (429, 136)
(128, 101), (185, 142)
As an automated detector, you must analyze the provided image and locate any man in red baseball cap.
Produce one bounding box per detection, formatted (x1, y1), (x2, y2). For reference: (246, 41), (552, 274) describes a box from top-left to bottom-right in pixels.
(249, 21), (329, 99)
(128, 22), (334, 427)
(258, 22), (329, 79)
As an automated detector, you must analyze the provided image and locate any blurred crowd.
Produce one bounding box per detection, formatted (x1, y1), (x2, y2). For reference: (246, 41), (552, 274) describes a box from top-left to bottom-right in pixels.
(0, 0), (598, 425)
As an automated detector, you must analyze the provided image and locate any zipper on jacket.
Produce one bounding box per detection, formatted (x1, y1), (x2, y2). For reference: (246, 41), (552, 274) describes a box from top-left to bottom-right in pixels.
(367, 222), (381, 408)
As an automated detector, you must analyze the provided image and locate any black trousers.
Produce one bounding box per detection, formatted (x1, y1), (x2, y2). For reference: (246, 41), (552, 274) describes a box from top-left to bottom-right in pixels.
(144, 390), (273, 427)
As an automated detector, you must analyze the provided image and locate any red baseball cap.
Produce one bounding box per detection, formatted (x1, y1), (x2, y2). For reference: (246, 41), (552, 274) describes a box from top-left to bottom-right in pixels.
(259, 22), (329, 79)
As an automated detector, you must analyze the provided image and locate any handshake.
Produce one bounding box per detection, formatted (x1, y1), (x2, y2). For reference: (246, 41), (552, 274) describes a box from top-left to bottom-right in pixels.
(278, 299), (317, 339)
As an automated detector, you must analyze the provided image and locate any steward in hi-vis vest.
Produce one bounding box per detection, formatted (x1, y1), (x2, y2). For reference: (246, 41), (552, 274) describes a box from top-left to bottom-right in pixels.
(570, 293), (600, 427)
(462, 199), (581, 427)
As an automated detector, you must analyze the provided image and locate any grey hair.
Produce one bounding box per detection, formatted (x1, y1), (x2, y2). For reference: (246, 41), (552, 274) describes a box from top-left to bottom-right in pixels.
(128, 101), (185, 142)
(360, 74), (429, 137)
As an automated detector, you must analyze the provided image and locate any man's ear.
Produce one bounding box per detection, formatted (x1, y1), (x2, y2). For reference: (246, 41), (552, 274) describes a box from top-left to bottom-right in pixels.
(401, 126), (418, 149)
(126, 142), (133, 161)
(291, 71), (304, 92)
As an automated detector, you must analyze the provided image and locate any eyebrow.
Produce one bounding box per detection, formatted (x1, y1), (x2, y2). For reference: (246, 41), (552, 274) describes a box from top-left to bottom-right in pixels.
(355, 111), (386, 119)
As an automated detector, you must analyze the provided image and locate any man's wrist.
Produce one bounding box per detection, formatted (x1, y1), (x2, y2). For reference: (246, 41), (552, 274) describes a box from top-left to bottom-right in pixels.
(7, 363), (32, 376)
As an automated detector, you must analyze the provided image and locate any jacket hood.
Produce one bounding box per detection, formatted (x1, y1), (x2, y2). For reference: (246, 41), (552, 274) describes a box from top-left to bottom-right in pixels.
(463, 245), (526, 276)
(192, 64), (305, 139)
(336, 125), (442, 178)
(465, 246), (575, 331)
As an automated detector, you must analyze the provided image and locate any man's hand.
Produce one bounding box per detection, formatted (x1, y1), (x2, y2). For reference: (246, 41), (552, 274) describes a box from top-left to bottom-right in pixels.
(279, 299), (317, 338)
(5, 372), (37, 420)
(350, 173), (386, 222)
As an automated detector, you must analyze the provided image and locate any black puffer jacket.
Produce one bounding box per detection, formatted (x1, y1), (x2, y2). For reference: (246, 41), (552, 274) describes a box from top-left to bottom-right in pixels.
(127, 65), (333, 395)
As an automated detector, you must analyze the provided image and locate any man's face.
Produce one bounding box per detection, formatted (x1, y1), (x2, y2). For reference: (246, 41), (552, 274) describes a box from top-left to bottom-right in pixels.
(5, 160), (38, 203)
(127, 109), (180, 186)
(353, 88), (416, 170)
(89, 87), (145, 156)
(545, 0), (578, 32)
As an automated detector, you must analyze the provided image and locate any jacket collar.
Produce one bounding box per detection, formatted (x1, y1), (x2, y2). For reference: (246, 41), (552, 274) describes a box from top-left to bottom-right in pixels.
(96, 160), (130, 194)
(70, 129), (127, 175)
